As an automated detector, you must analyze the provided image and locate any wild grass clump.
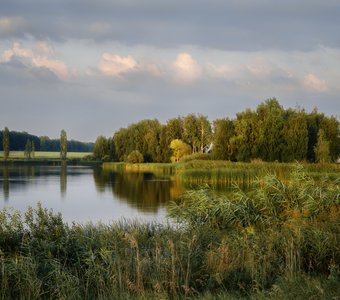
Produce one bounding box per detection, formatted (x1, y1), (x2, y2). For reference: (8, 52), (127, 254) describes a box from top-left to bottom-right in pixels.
(0, 166), (339, 299)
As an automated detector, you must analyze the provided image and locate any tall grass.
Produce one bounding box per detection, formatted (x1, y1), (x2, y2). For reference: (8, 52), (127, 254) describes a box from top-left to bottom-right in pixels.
(0, 166), (339, 299)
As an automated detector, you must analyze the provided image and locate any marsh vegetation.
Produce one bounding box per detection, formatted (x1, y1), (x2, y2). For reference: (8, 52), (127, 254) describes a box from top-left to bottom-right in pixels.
(0, 165), (339, 299)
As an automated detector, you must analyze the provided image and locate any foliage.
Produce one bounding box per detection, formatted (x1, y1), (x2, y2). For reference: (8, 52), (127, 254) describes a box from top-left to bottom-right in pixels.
(60, 129), (68, 160)
(2, 127), (10, 160)
(314, 129), (331, 163)
(24, 139), (33, 159)
(126, 150), (144, 164)
(169, 139), (191, 162)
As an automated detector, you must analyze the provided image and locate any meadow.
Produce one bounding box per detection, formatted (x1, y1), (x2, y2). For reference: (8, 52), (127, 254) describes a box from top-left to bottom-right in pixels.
(0, 164), (339, 299)
(0, 151), (90, 160)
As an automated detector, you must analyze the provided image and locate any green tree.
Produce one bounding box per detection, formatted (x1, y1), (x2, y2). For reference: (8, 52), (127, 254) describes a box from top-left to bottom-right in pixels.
(3, 127), (10, 160)
(282, 109), (308, 162)
(183, 114), (200, 153)
(60, 129), (67, 160)
(314, 129), (331, 163)
(256, 98), (285, 161)
(93, 136), (109, 160)
(170, 139), (191, 162)
(126, 150), (144, 164)
(24, 139), (32, 159)
(31, 141), (35, 158)
(212, 118), (235, 160)
(232, 109), (261, 161)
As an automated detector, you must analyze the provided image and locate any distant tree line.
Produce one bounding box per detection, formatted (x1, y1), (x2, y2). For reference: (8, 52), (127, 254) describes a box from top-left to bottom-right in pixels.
(0, 131), (94, 152)
(93, 98), (340, 163)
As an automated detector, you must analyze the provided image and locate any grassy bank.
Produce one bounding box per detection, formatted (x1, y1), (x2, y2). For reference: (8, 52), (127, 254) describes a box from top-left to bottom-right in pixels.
(0, 151), (90, 160)
(0, 168), (339, 299)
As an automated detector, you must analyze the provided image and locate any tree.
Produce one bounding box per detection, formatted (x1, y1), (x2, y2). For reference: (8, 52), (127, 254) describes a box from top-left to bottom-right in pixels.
(24, 139), (32, 159)
(170, 139), (191, 162)
(282, 109), (308, 162)
(314, 129), (331, 163)
(3, 127), (10, 160)
(31, 141), (35, 158)
(232, 109), (261, 161)
(126, 150), (144, 164)
(212, 118), (235, 160)
(93, 136), (109, 160)
(183, 114), (200, 153)
(256, 98), (285, 161)
(60, 129), (67, 160)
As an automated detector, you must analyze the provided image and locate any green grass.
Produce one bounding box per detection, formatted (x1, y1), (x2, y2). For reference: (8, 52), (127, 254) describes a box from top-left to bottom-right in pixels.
(0, 151), (91, 159)
(0, 167), (339, 299)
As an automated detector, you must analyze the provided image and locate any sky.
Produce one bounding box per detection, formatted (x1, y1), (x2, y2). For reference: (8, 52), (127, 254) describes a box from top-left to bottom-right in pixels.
(0, 0), (339, 142)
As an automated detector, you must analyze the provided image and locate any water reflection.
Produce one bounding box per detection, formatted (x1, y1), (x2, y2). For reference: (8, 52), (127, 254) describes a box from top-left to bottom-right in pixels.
(60, 162), (67, 197)
(93, 169), (184, 212)
(2, 166), (9, 201)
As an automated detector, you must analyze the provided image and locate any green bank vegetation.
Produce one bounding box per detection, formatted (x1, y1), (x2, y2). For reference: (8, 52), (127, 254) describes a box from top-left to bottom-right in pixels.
(0, 151), (91, 160)
(0, 167), (339, 299)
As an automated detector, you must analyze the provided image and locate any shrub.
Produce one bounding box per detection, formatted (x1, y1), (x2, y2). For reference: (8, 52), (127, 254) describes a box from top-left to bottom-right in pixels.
(126, 150), (144, 164)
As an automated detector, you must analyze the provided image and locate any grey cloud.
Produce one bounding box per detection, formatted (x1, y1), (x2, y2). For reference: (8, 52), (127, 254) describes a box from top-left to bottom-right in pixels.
(1, 0), (339, 50)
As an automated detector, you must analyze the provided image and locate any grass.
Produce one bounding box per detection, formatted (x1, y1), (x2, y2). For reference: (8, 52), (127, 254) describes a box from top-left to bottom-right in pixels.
(0, 167), (339, 299)
(0, 151), (91, 160)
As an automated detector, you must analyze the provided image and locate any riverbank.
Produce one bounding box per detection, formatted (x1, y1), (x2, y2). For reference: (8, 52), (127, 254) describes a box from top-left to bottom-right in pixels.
(0, 168), (339, 299)
(0, 151), (101, 165)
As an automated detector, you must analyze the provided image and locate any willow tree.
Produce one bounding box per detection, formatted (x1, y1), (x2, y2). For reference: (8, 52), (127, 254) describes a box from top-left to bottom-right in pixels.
(60, 129), (67, 160)
(2, 127), (10, 160)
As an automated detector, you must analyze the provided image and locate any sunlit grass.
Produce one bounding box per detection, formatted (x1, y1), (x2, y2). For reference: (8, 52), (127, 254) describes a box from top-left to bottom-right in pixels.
(0, 151), (90, 159)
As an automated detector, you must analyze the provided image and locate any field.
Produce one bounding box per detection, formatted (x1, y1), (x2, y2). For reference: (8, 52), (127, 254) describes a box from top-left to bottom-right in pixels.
(0, 151), (90, 159)
(0, 163), (339, 299)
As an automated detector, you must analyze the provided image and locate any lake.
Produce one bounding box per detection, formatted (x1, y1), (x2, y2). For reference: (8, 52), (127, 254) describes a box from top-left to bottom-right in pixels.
(0, 164), (186, 224)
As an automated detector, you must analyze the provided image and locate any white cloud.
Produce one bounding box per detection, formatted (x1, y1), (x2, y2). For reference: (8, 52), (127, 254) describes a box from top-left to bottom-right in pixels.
(1, 42), (69, 79)
(98, 53), (138, 76)
(173, 52), (202, 82)
(303, 73), (328, 92)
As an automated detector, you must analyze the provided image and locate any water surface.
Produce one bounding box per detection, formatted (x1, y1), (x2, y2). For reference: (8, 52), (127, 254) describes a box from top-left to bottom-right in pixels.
(0, 164), (183, 224)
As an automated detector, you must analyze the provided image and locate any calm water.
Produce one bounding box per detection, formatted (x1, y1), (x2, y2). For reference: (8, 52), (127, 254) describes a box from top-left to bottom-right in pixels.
(0, 164), (186, 224)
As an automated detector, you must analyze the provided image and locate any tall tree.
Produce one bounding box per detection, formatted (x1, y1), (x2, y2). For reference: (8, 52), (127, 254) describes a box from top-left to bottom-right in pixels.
(183, 114), (200, 153)
(3, 127), (10, 160)
(60, 129), (67, 160)
(232, 109), (261, 161)
(24, 139), (32, 159)
(212, 118), (235, 160)
(31, 141), (35, 158)
(93, 136), (109, 160)
(282, 109), (308, 162)
(314, 129), (331, 163)
(256, 98), (285, 161)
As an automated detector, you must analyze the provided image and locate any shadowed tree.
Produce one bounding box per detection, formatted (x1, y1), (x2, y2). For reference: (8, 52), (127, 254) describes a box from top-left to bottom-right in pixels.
(3, 127), (10, 160)
(212, 118), (235, 160)
(60, 129), (67, 160)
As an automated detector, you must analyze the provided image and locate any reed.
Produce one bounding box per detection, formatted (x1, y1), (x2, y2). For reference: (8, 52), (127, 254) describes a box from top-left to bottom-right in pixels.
(0, 166), (339, 299)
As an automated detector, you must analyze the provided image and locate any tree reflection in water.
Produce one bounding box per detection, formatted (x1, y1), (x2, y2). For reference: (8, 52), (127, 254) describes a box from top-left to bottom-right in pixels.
(2, 166), (9, 201)
(93, 169), (184, 213)
(60, 162), (67, 197)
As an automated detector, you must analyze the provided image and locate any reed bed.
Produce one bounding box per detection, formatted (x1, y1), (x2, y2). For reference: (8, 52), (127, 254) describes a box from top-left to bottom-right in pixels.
(0, 166), (339, 299)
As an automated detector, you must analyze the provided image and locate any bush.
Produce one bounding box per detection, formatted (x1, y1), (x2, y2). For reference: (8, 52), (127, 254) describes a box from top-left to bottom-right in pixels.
(126, 150), (144, 164)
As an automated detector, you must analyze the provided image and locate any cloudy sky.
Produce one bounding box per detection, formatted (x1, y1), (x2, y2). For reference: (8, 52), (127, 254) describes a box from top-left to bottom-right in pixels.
(1, 0), (339, 141)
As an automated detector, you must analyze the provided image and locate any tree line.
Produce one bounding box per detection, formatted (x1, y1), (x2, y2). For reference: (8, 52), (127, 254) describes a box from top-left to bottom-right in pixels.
(0, 130), (94, 153)
(93, 98), (340, 163)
